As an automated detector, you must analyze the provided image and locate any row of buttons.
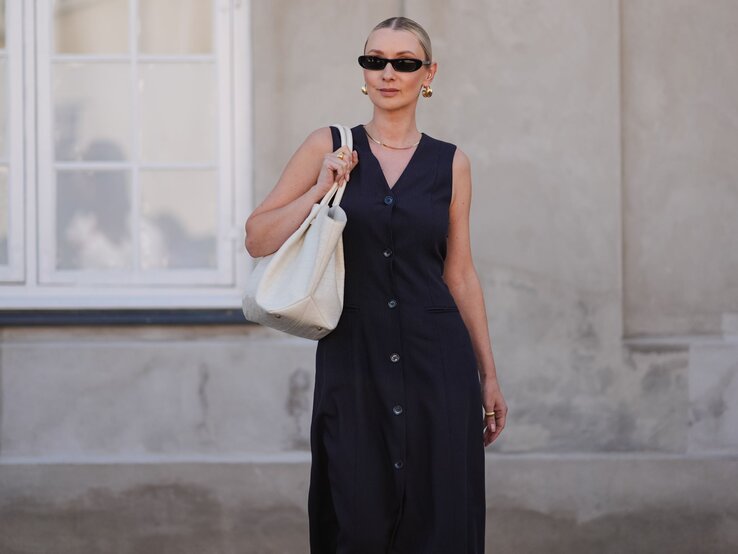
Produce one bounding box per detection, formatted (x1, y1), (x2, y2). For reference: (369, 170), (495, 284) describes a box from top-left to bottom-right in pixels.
(383, 194), (394, 258)
(386, 193), (403, 471)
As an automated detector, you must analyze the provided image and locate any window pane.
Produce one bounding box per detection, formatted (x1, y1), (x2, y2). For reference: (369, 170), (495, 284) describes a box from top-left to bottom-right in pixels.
(54, 0), (129, 55)
(34, 0), (233, 293)
(139, 0), (213, 55)
(140, 169), (217, 269)
(0, 58), (6, 159)
(139, 63), (216, 164)
(0, 0), (8, 268)
(56, 169), (132, 270)
(0, 0), (5, 50)
(54, 62), (131, 162)
(0, 166), (7, 265)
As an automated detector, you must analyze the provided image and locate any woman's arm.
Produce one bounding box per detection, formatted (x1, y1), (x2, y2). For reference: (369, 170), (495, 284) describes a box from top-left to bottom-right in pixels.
(244, 127), (357, 258)
(444, 147), (507, 445)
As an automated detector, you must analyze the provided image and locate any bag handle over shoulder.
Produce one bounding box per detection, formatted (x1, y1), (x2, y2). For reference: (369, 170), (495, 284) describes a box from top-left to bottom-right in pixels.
(319, 124), (353, 208)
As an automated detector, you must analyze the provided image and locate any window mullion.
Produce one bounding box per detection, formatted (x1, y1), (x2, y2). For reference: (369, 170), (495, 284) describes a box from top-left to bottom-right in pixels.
(232, 0), (253, 296)
(130, 0), (141, 282)
(0, 0), (28, 283)
(216, 0), (234, 283)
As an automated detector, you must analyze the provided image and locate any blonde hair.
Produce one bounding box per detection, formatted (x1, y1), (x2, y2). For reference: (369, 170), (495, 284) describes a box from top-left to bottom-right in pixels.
(364, 16), (432, 62)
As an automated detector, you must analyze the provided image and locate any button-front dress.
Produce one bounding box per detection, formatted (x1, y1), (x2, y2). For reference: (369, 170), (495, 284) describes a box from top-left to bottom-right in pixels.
(308, 124), (486, 553)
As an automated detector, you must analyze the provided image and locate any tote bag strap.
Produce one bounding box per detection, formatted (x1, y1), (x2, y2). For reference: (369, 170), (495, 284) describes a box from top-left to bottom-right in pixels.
(317, 124), (353, 208)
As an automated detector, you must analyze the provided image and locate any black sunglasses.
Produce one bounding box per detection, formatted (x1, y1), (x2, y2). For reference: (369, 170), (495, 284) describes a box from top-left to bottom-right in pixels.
(358, 55), (431, 73)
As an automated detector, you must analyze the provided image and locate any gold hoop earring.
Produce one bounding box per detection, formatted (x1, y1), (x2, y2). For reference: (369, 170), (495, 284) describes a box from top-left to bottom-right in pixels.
(361, 84), (368, 95)
(421, 85), (433, 98)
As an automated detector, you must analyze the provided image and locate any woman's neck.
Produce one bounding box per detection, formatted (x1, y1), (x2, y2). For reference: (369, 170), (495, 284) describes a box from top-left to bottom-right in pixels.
(366, 111), (420, 146)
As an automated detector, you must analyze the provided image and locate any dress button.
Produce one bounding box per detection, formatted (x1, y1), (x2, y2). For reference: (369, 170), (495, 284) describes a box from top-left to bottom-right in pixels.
(383, 248), (393, 257)
(392, 405), (403, 415)
(384, 195), (394, 205)
(390, 353), (400, 363)
(393, 460), (404, 469)
(388, 299), (397, 308)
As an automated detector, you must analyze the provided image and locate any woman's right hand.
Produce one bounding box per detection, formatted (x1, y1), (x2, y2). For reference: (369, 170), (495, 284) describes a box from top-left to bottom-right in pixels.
(313, 146), (359, 197)
(244, 128), (358, 257)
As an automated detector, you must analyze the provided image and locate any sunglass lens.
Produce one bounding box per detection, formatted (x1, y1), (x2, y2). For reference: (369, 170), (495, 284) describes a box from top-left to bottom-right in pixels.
(358, 56), (386, 70)
(392, 59), (422, 72)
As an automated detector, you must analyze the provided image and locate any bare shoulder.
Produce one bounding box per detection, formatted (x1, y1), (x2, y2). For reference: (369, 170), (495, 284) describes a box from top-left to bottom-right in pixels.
(248, 126), (334, 219)
(452, 146), (471, 174)
(450, 146), (472, 207)
(303, 126), (334, 154)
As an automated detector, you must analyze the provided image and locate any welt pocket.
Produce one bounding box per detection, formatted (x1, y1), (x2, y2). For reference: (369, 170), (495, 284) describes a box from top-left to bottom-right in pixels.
(343, 304), (360, 312)
(424, 305), (459, 313)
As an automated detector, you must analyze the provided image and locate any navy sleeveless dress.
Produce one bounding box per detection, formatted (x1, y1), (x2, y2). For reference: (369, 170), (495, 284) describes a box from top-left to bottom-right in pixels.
(308, 124), (486, 553)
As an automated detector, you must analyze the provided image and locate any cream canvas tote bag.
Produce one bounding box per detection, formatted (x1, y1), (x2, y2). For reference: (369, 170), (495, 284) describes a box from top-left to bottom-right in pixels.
(241, 124), (352, 340)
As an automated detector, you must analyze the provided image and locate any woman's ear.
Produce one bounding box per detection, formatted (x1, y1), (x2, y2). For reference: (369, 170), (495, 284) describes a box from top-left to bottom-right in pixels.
(426, 62), (438, 83)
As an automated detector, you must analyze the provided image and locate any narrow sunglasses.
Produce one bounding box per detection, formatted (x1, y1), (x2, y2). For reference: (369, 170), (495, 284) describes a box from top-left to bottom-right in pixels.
(358, 55), (431, 73)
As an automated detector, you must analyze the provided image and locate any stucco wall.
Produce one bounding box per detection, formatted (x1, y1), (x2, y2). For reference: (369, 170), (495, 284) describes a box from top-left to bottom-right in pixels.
(622, 0), (738, 336)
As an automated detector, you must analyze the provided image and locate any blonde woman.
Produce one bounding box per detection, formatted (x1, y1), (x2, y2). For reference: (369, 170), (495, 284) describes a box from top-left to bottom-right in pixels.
(245, 16), (506, 554)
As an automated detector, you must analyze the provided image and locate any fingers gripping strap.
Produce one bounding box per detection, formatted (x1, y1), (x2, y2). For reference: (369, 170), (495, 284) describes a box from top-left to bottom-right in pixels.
(320, 124), (352, 207)
(329, 124), (352, 207)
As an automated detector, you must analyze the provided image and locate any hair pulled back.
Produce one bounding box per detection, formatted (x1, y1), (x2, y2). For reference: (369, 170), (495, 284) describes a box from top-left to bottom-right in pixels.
(364, 16), (432, 62)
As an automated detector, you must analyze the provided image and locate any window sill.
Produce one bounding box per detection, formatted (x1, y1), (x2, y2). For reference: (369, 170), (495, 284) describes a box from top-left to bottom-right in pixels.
(0, 309), (252, 326)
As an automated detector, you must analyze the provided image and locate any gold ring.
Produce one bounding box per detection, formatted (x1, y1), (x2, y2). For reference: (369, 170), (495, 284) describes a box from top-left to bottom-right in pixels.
(337, 152), (345, 160)
(484, 411), (495, 417)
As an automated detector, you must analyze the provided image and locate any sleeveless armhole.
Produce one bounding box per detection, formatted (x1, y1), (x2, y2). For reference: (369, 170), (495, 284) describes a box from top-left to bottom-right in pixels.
(444, 142), (458, 203)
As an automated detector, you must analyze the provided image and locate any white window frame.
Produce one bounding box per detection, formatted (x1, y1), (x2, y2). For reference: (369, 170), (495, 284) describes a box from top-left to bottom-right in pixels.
(0, 0), (253, 310)
(0, 0), (25, 283)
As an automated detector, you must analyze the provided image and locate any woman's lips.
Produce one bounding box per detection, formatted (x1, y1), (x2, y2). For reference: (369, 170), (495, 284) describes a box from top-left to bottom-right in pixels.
(379, 88), (399, 96)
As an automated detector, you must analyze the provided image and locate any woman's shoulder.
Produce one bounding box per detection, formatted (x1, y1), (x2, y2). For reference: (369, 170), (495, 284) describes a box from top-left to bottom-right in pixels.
(305, 124), (358, 152)
(423, 133), (471, 172)
(303, 126), (334, 152)
(423, 131), (460, 154)
(422, 131), (468, 165)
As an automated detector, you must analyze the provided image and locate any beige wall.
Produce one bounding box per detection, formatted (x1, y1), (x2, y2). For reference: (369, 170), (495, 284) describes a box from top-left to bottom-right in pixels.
(622, 0), (738, 336)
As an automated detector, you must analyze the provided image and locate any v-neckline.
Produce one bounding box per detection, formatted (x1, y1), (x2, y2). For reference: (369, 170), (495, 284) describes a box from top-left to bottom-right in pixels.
(360, 126), (426, 193)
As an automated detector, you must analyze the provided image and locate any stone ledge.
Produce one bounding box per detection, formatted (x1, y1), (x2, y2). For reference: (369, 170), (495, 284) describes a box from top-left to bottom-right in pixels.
(1, 454), (737, 553)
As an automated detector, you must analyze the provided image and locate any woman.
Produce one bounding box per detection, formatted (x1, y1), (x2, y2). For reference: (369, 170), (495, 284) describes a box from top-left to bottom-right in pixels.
(245, 16), (507, 554)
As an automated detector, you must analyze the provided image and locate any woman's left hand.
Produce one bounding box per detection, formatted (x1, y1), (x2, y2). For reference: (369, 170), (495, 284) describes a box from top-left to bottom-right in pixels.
(482, 378), (507, 447)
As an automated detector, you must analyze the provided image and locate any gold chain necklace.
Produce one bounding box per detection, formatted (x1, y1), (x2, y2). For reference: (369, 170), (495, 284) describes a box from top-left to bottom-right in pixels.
(364, 126), (421, 150)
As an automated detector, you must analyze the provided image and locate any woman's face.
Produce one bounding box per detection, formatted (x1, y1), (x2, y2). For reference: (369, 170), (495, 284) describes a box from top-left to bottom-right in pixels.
(363, 28), (436, 109)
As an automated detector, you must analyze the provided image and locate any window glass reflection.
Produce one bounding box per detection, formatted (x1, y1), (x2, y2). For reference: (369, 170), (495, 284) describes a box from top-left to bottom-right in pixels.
(54, 0), (129, 55)
(56, 169), (132, 269)
(139, 0), (213, 54)
(0, 58), (6, 162)
(0, 167), (7, 265)
(54, 62), (131, 162)
(139, 63), (216, 164)
(0, 0), (6, 50)
(140, 169), (217, 269)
